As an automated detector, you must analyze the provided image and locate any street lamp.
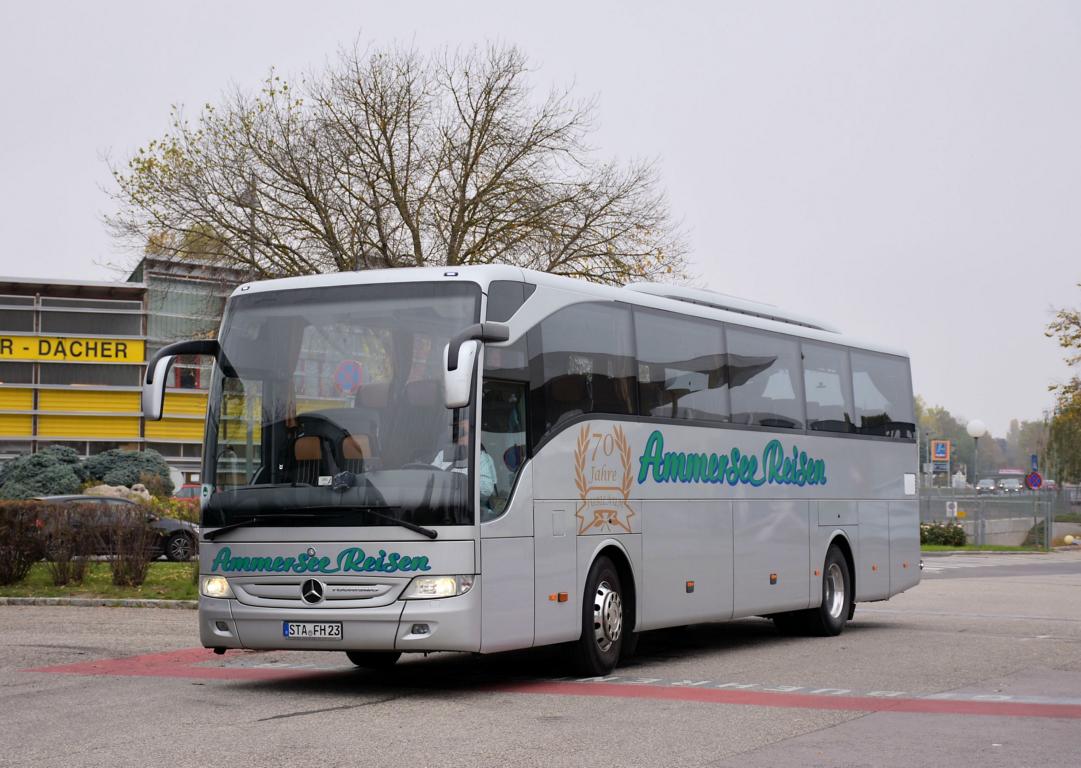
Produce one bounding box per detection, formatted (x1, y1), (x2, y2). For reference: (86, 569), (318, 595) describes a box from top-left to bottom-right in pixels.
(966, 419), (987, 486)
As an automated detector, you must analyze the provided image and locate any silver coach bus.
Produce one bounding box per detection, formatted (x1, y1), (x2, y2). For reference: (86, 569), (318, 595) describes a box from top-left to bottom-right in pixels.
(143, 266), (920, 676)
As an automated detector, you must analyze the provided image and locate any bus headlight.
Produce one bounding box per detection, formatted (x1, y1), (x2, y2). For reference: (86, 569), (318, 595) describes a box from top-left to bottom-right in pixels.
(401, 575), (474, 599)
(201, 575), (234, 599)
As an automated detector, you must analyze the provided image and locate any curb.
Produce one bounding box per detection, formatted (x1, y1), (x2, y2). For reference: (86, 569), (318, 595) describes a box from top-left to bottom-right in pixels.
(0, 597), (197, 609)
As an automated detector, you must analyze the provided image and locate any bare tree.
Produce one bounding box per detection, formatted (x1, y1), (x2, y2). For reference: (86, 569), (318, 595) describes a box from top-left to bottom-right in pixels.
(107, 43), (687, 285)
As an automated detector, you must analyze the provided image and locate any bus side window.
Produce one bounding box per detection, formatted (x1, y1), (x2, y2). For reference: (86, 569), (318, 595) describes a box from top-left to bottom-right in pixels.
(726, 328), (805, 430)
(803, 343), (855, 433)
(634, 309), (730, 423)
(851, 352), (915, 439)
(530, 303), (636, 445)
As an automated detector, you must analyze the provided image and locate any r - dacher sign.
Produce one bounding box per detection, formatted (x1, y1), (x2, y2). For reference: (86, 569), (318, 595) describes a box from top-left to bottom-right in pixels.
(0, 335), (145, 363)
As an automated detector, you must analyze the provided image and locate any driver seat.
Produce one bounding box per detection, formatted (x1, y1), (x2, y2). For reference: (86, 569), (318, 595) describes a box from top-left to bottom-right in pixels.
(293, 435), (323, 485)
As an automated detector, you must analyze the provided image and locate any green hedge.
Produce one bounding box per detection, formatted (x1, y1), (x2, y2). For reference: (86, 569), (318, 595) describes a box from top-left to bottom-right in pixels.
(921, 521), (966, 547)
(0, 501), (158, 587)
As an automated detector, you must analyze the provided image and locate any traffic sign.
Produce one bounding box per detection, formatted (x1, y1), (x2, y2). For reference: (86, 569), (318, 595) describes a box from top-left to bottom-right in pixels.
(1031, 454), (1039, 472)
(1025, 471), (1043, 491)
(332, 359), (363, 396)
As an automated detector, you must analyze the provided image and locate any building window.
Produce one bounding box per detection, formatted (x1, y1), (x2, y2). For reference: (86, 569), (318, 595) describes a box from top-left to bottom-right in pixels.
(39, 364), (141, 387)
(0, 308), (33, 332)
(0, 362), (34, 384)
(0, 440), (31, 457)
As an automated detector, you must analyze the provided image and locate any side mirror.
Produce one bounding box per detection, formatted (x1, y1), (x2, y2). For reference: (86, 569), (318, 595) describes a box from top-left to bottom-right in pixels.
(142, 355), (175, 422)
(142, 339), (221, 421)
(442, 322), (510, 410)
(444, 340), (480, 409)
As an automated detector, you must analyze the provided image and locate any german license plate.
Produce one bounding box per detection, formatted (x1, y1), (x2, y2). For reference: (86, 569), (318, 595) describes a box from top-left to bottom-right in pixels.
(282, 621), (342, 640)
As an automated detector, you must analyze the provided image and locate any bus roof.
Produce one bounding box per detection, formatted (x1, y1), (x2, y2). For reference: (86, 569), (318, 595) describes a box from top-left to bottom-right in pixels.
(231, 265), (910, 359)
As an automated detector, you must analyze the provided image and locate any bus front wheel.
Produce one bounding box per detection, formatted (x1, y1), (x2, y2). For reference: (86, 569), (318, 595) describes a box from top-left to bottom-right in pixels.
(572, 556), (625, 676)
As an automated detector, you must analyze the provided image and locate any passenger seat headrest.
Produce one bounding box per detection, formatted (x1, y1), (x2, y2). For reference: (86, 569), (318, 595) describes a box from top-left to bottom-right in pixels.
(355, 381), (390, 408)
(342, 435), (370, 460)
(294, 435), (322, 461)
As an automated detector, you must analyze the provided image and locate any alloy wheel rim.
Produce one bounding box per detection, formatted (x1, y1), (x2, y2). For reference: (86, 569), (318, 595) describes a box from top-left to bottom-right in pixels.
(170, 537), (192, 560)
(825, 562), (846, 619)
(592, 580), (623, 652)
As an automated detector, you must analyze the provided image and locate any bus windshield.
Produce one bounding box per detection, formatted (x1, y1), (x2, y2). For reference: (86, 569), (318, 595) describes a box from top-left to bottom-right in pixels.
(203, 281), (481, 529)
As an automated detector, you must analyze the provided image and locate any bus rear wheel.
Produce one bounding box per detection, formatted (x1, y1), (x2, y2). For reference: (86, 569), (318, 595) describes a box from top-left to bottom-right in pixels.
(345, 651), (401, 669)
(572, 556), (625, 676)
(773, 544), (852, 637)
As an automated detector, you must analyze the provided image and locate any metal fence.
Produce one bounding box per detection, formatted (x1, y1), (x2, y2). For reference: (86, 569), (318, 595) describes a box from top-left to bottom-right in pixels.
(919, 490), (1078, 548)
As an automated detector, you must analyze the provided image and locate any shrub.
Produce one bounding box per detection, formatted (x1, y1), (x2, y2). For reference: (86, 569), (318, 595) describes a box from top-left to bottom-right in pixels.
(39, 505), (100, 586)
(85, 449), (174, 497)
(147, 493), (199, 523)
(0, 446), (88, 499)
(920, 522), (966, 547)
(0, 502), (44, 584)
(106, 512), (156, 587)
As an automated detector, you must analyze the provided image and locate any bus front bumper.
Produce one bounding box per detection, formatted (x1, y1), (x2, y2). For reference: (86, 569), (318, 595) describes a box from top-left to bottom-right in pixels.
(199, 584), (482, 653)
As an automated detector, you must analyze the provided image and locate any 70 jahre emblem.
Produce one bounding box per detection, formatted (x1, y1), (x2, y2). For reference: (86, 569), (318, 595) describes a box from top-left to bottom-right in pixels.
(573, 423), (634, 535)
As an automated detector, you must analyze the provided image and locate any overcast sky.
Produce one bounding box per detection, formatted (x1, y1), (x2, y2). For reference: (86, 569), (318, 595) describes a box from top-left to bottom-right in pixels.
(1, 1), (1078, 437)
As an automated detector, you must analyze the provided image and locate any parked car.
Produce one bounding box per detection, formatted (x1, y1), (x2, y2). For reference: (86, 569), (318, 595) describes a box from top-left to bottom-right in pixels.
(33, 495), (198, 561)
(975, 478), (997, 495)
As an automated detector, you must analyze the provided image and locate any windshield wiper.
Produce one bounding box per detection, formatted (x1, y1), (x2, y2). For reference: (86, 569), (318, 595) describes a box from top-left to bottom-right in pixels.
(203, 513), (319, 541)
(324, 506), (438, 540)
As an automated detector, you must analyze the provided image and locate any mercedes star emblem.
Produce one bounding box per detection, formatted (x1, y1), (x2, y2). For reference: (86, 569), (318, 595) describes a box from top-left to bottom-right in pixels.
(301, 578), (325, 605)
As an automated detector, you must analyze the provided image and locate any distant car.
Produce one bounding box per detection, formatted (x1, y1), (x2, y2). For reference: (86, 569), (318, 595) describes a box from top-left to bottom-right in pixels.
(975, 478), (997, 495)
(33, 495), (198, 561)
(174, 483), (201, 500)
(996, 478), (1023, 495)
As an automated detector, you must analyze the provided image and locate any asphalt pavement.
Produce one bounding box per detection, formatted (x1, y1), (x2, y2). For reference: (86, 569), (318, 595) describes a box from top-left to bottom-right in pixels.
(2, 549), (1081, 768)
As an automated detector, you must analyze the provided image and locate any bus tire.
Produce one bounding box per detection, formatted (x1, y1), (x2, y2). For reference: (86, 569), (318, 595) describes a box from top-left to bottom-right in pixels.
(345, 651), (401, 669)
(771, 544), (852, 637)
(573, 556), (625, 676)
(813, 544), (853, 636)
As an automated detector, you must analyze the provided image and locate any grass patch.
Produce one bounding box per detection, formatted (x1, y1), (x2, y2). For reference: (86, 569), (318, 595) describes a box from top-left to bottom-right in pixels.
(921, 544), (1045, 552)
(0, 562), (197, 600)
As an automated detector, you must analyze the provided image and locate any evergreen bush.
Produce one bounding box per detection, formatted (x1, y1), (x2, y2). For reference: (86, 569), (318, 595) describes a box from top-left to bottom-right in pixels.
(85, 449), (174, 496)
(0, 446), (88, 499)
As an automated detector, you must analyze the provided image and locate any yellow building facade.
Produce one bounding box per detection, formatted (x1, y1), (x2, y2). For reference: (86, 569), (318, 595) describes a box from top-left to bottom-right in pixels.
(0, 261), (241, 481)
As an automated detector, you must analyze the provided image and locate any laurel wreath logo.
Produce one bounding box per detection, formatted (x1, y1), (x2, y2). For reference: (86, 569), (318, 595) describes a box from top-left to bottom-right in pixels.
(574, 422), (635, 535)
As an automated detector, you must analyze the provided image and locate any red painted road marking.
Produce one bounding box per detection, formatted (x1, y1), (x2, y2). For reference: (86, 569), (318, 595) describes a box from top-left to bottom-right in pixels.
(26, 648), (1081, 720)
(28, 648), (323, 682)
